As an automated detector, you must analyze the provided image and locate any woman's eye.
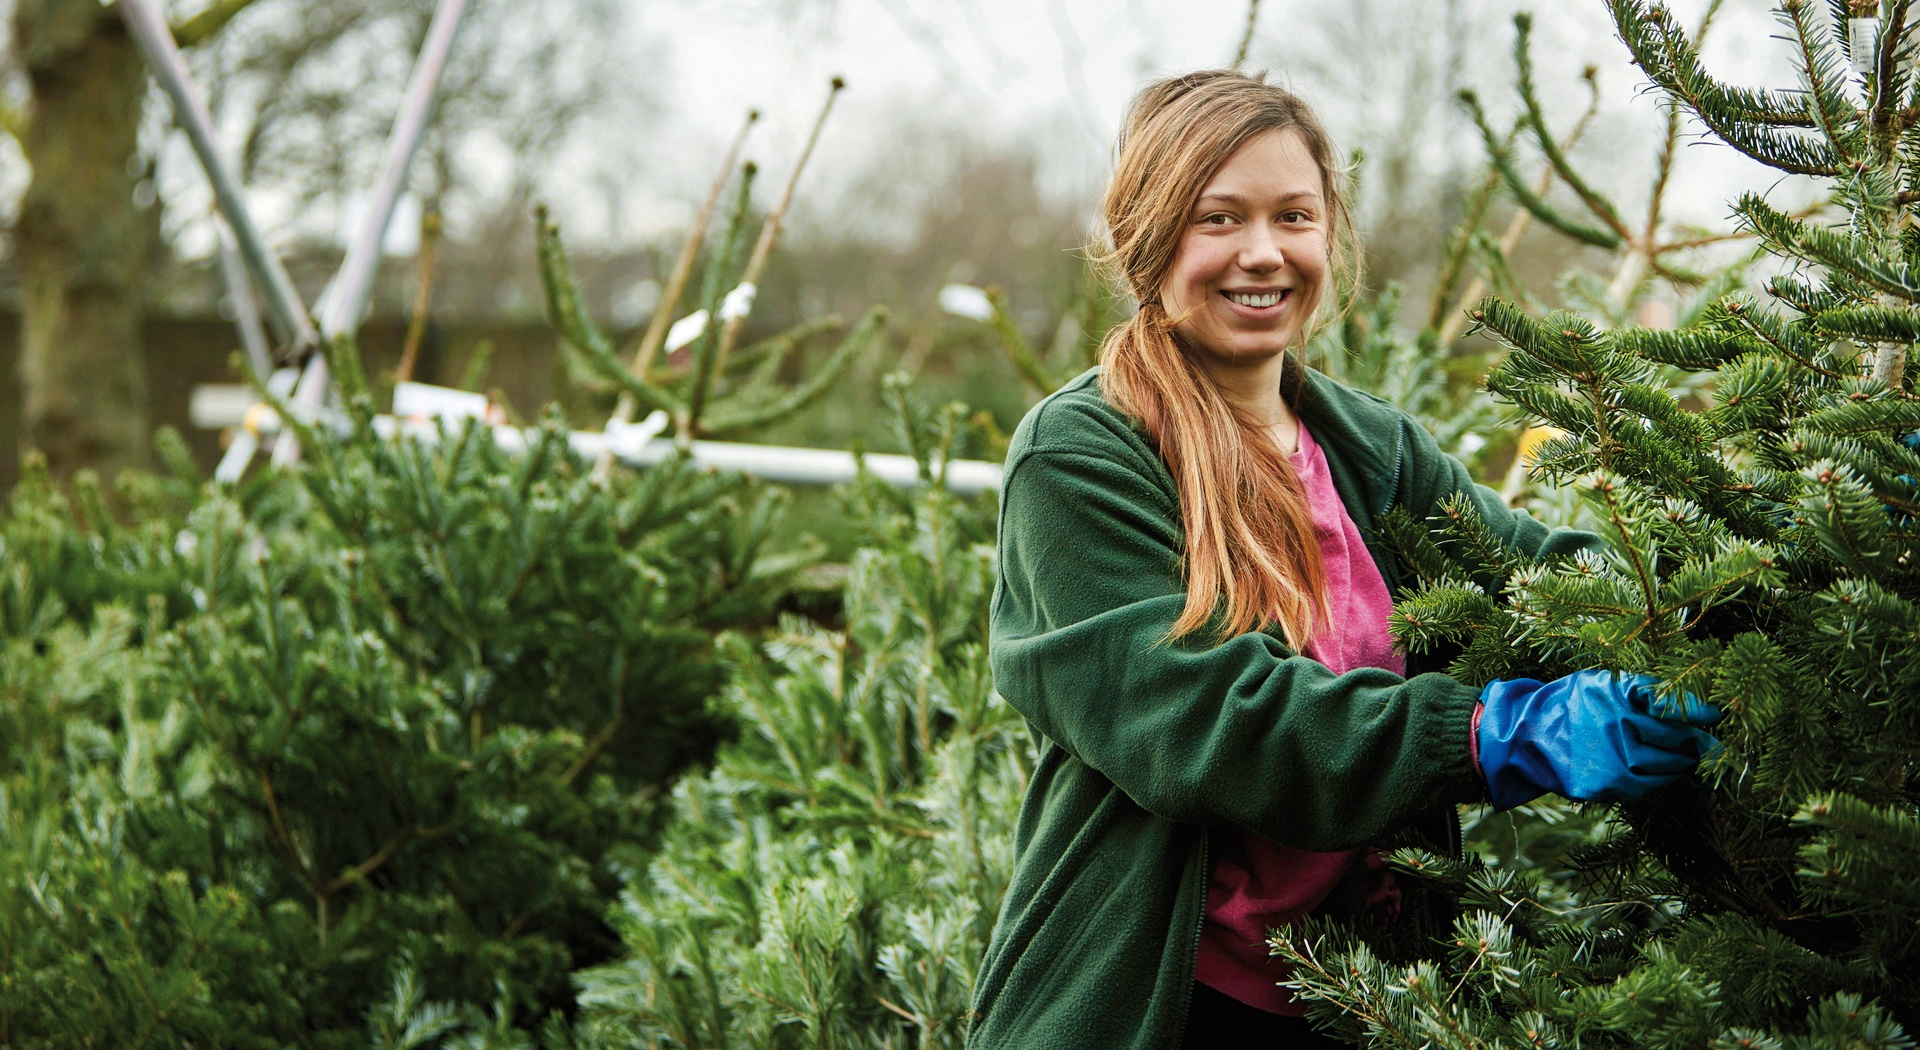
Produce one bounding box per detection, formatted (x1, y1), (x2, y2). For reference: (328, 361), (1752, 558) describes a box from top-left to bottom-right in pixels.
(1280, 210), (1310, 224)
(1201, 213), (1235, 226)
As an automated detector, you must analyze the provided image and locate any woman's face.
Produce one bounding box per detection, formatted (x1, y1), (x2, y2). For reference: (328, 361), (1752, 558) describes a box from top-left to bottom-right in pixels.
(1158, 127), (1329, 370)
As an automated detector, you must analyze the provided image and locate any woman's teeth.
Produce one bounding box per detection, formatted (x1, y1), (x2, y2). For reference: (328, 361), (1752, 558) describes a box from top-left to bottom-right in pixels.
(1225, 290), (1287, 308)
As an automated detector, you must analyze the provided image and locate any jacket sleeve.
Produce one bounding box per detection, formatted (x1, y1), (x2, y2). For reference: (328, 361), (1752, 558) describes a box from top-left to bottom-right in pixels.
(989, 443), (1486, 853)
(1395, 413), (1603, 563)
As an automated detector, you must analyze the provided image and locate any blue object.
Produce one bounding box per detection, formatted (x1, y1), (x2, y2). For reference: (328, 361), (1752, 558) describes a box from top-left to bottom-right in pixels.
(1476, 670), (1721, 811)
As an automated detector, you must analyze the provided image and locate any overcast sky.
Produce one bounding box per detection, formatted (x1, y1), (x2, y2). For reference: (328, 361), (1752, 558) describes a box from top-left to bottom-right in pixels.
(0, 0), (1815, 270)
(605, 0), (1811, 246)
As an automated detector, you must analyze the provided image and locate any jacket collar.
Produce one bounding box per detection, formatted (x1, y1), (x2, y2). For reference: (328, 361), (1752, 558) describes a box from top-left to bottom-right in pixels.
(1289, 361), (1403, 513)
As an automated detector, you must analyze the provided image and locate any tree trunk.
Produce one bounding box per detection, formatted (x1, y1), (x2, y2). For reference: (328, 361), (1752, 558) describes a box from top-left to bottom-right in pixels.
(12, 0), (152, 482)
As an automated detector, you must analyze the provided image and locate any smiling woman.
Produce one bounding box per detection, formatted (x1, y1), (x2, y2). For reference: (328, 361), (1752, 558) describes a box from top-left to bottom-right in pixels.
(969, 69), (1722, 1050)
(1097, 76), (1359, 651)
(1164, 130), (1331, 402)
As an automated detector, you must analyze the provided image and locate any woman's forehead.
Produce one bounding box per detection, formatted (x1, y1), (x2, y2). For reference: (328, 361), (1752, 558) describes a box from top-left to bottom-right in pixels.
(1198, 128), (1323, 204)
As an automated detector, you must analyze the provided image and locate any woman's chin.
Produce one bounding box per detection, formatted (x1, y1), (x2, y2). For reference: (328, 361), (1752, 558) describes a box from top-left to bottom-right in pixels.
(1187, 331), (1300, 367)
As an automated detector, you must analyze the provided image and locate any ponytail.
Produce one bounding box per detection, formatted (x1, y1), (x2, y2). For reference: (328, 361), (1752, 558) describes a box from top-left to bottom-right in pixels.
(1100, 305), (1329, 648)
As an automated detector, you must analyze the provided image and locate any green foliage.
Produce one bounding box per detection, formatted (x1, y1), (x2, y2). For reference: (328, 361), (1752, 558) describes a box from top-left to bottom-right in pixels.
(979, 261), (1122, 397)
(564, 381), (1030, 1049)
(1283, 3), (1920, 1041)
(0, 398), (799, 1042)
(1309, 282), (1503, 463)
(535, 186), (887, 443)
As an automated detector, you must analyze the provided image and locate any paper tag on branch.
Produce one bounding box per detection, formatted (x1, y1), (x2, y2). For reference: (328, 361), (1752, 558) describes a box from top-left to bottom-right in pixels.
(719, 282), (758, 322)
(665, 310), (710, 353)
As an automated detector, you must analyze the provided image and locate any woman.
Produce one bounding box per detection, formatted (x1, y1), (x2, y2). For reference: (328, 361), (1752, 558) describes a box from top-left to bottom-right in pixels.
(969, 71), (1719, 1049)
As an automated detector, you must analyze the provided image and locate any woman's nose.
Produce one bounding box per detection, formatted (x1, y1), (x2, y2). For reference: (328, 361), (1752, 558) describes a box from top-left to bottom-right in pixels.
(1239, 223), (1285, 272)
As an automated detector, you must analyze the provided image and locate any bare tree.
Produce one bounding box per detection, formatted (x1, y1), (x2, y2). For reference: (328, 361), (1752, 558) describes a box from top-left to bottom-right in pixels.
(5, 0), (635, 482)
(9, 0), (250, 483)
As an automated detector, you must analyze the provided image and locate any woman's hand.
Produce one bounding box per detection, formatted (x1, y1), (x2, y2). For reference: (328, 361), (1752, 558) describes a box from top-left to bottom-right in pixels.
(1474, 671), (1721, 811)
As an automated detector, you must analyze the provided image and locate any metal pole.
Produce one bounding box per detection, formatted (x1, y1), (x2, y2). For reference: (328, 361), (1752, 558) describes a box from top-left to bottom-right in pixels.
(317, 0), (470, 343)
(277, 0), (470, 463)
(216, 221), (274, 383)
(117, 0), (317, 352)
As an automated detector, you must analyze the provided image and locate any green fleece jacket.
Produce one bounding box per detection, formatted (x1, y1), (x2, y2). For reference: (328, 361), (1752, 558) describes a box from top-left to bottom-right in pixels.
(969, 367), (1598, 1050)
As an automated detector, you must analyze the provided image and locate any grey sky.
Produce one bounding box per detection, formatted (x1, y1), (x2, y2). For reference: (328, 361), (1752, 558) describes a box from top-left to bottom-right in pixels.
(617, 0), (1810, 248)
(0, 0), (1815, 267)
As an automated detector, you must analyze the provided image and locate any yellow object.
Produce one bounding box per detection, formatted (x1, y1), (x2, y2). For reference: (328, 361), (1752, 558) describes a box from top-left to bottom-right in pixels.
(242, 401), (278, 437)
(1517, 425), (1566, 465)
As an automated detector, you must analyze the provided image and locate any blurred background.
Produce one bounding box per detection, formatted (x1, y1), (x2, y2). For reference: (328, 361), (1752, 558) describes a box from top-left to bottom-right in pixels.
(0, 0), (1811, 491)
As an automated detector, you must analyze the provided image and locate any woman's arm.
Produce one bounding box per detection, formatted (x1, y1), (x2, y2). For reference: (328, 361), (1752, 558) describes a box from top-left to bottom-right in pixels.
(990, 441), (1485, 853)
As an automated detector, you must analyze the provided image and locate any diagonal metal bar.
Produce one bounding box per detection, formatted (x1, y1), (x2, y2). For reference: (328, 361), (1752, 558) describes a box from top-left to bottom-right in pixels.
(216, 220), (274, 383)
(276, 0), (471, 465)
(118, 0), (317, 353)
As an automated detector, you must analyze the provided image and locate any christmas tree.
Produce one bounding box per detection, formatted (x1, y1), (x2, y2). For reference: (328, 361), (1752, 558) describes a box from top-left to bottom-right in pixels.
(565, 380), (1022, 1049)
(0, 386), (815, 1043)
(1275, 1), (1920, 1045)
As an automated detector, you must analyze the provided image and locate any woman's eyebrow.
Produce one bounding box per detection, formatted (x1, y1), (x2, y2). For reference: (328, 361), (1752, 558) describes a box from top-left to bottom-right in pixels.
(1195, 190), (1322, 206)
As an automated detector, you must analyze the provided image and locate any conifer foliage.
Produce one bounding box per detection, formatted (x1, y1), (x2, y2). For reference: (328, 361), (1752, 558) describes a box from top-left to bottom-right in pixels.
(0, 396), (804, 1042)
(1275, 2), (1920, 1046)
(565, 379), (1025, 1049)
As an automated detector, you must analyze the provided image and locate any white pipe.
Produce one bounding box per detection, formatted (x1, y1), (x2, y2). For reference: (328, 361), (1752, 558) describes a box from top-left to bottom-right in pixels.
(208, 398), (1001, 494)
(580, 435), (1002, 495)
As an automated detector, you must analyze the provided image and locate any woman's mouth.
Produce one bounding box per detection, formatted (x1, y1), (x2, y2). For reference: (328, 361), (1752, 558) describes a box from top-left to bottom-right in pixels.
(1221, 289), (1291, 310)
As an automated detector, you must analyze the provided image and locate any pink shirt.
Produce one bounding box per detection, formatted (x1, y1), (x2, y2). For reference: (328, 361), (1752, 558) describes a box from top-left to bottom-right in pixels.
(1193, 422), (1405, 1015)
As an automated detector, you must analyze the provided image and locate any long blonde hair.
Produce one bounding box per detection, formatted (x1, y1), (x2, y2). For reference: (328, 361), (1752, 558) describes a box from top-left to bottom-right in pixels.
(1094, 70), (1360, 648)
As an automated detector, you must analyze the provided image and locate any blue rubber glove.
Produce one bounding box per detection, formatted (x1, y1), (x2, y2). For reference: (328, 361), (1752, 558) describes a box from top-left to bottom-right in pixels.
(1476, 671), (1721, 811)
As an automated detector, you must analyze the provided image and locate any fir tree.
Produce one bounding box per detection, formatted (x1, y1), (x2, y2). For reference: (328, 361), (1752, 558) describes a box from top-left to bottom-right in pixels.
(565, 379), (1024, 1050)
(1276, 2), (1920, 1045)
(0, 400), (809, 1043)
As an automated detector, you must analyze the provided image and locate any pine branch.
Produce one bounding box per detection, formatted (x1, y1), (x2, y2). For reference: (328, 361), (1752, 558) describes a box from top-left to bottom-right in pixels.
(1782, 0), (1868, 169)
(326, 828), (412, 893)
(1589, 474), (1663, 636)
(1740, 193), (1920, 302)
(561, 708), (626, 787)
(1869, 1), (1914, 162)
(1795, 792), (1920, 915)
(1611, 325), (1755, 371)
(1718, 296), (1858, 381)
(1608, 0), (1843, 176)
(683, 166), (759, 434)
(535, 207), (685, 417)
(699, 307), (886, 439)
(1513, 14), (1632, 242)
(1432, 71), (1601, 344)
(1815, 303), (1920, 345)
(1460, 91), (1622, 250)
(986, 287), (1061, 395)
(1375, 506), (1460, 590)
(1799, 459), (1899, 574)
(1710, 353), (1793, 434)
(1425, 134), (1512, 335)
(1799, 396), (1920, 437)
(604, 109), (758, 470)
(713, 79), (843, 374)
(1470, 232), (1548, 315)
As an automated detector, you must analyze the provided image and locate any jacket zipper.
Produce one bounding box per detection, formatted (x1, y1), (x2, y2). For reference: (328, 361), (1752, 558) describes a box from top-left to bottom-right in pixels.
(1378, 423), (1406, 518)
(1173, 826), (1210, 1048)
